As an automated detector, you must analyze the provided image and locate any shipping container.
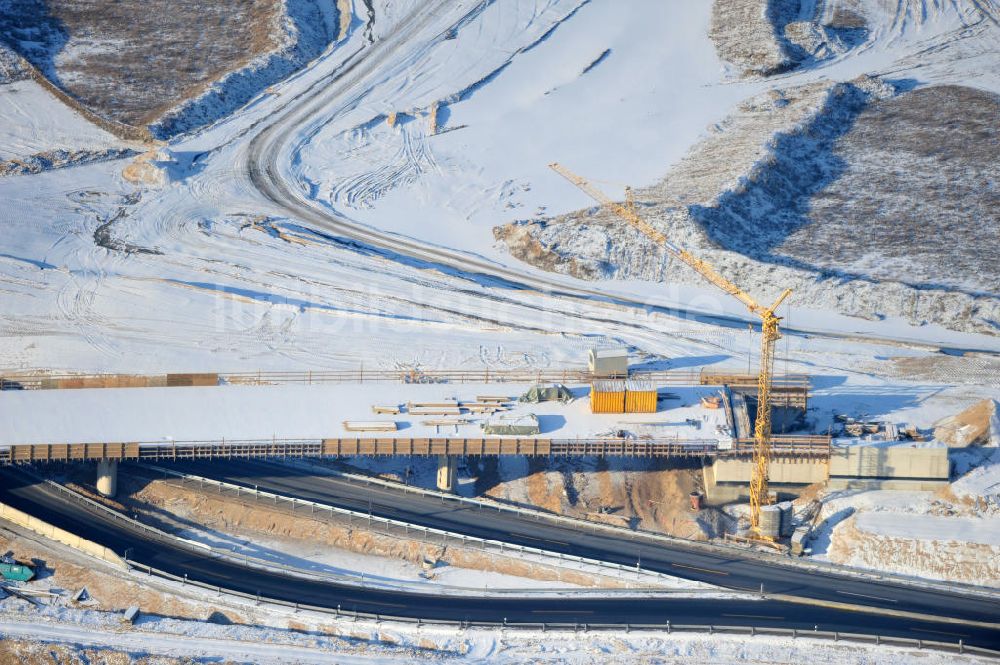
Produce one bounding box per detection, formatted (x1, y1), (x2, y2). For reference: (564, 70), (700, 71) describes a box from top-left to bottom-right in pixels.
(624, 380), (657, 413)
(590, 380), (625, 414)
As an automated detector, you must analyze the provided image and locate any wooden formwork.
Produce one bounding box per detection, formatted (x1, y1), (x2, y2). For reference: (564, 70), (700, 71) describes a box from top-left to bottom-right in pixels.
(0, 435), (831, 465)
(319, 438), (555, 457)
(165, 373), (219, 387)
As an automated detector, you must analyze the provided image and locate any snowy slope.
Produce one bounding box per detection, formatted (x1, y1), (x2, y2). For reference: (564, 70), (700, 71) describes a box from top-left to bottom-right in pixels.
(0, 81), (125, 160)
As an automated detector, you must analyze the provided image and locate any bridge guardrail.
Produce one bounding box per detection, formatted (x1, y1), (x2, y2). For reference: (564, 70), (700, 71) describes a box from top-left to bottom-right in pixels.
(6, 467), (995, 657)
(121, 558), (997, 659)
(0, 367), (811, 390)
(0, 435), (832, 464)
(269, 458), (1000, 604)
(29, 467), (698, 595)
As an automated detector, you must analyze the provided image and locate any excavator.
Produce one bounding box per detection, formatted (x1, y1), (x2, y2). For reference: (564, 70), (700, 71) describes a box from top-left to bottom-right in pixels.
(550, 163), (791, 540)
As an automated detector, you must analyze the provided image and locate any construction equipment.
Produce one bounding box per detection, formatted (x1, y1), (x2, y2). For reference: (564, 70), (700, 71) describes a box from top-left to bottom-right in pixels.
(0, 552), (35, 582)
(550, 162), (792, 540)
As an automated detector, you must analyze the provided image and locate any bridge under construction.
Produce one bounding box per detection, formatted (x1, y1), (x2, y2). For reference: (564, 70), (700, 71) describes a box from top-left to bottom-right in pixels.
(0, 434), (832, 465)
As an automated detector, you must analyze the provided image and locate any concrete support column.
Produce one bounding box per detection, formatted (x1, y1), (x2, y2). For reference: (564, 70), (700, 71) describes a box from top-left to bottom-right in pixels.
(96, 458), (118, 498)
(436, 455), (457, 493)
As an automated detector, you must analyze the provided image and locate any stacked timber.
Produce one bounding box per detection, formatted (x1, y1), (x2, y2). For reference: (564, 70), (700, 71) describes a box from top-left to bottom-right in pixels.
(343, 421), (398, 432)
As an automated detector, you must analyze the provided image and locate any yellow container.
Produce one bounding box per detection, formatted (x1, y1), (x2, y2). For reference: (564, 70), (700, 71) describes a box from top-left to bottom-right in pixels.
(590, 381), (625, 414)
(625, 380), (657, 413)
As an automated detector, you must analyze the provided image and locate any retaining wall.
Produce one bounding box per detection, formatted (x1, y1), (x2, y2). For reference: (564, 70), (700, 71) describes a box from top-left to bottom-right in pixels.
(0, 500), (127, 569)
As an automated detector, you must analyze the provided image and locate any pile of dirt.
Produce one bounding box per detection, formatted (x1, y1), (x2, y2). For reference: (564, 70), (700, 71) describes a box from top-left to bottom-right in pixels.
(709, 0), (798, 76)
(0, 148), (136, 178)
(708, 0), (867, 77)
(0, 42), (28, 83)
(0, 640), (185, 665)
(479, 457), (728, 540)
(934, 399), (999, 447)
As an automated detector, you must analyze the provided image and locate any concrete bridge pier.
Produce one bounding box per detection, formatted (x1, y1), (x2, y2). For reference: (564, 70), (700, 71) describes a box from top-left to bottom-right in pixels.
(96, 458), (118, 498)
(436, 455), (457, 492)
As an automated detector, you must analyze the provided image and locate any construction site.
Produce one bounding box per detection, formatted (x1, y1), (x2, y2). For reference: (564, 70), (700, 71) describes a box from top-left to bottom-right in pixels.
(1, 0), (999, 663)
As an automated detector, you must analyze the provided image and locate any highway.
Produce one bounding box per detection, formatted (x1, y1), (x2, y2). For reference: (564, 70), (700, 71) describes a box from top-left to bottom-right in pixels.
(1, 465), (998, 649)
(175, 460), (1000, 627)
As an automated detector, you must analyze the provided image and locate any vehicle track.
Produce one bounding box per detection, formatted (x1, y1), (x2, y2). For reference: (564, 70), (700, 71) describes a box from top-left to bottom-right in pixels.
(239, 1), (1000, 356)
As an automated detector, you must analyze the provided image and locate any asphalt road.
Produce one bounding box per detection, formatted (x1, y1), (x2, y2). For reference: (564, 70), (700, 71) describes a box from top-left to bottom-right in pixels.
(1, 466), (998, 649)
(175, 459), (1000, 627)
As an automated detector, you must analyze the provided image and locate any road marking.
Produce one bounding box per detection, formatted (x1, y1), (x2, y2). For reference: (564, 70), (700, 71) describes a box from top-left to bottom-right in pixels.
(365, 602), (406, 609)
(722, 614), (784, 620)
(910, 627), (970, 638)
(671, 563), (729, 576)
(836, 590), (898, 604)
(517, 535), (570, 547)
(531, 610), (594, 615)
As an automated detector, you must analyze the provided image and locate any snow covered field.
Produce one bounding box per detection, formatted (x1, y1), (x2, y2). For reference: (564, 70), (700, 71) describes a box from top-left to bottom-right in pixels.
(1, 0), (998, 380)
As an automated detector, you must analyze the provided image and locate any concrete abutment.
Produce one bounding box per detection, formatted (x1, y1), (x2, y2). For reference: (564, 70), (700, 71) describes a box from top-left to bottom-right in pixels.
(436, 455), (457, 492)
(96, 458), (118, 498)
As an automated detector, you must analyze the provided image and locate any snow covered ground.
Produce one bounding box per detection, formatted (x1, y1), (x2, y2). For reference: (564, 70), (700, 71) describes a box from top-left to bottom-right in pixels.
(0, 382), (729, 445)
(0, 81), (126, 161)
(855, 512), (1000, 546)
(1, 0), (998, 381)
(0, 607), (993, 665)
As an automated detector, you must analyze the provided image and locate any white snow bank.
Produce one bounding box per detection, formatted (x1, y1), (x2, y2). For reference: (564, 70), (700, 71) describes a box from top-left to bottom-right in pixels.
(953, 448), (1000, 499)
(855, 512), (1000, 546)
(0, 81), (123, 161)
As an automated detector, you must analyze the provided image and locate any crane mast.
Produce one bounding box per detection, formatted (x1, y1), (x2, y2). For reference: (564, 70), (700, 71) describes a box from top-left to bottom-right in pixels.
(549, 163), (791, 538)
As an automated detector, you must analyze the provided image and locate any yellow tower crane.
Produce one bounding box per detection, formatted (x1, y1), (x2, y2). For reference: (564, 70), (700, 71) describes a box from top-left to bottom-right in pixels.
(549, 162), (792, 539)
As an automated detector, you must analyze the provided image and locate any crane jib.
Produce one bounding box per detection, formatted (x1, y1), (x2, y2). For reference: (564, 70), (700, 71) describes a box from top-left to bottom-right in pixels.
(549, 162), (794, 542)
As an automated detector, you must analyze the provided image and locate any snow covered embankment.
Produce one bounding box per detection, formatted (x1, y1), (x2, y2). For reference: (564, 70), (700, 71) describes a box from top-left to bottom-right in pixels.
(496, 76), (1000, 335)
(0, 148), (137, 177)
(827, 512), (1000, 586)
(151, 0), (339, 138)
(709, 0), (866, 77)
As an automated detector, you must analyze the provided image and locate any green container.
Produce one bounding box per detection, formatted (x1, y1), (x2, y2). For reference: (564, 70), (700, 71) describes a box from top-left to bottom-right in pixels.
(0, 561), (35, 582)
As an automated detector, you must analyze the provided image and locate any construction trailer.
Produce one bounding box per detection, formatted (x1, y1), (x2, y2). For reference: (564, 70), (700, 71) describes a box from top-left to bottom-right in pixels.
(588, 348), (628, 378)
